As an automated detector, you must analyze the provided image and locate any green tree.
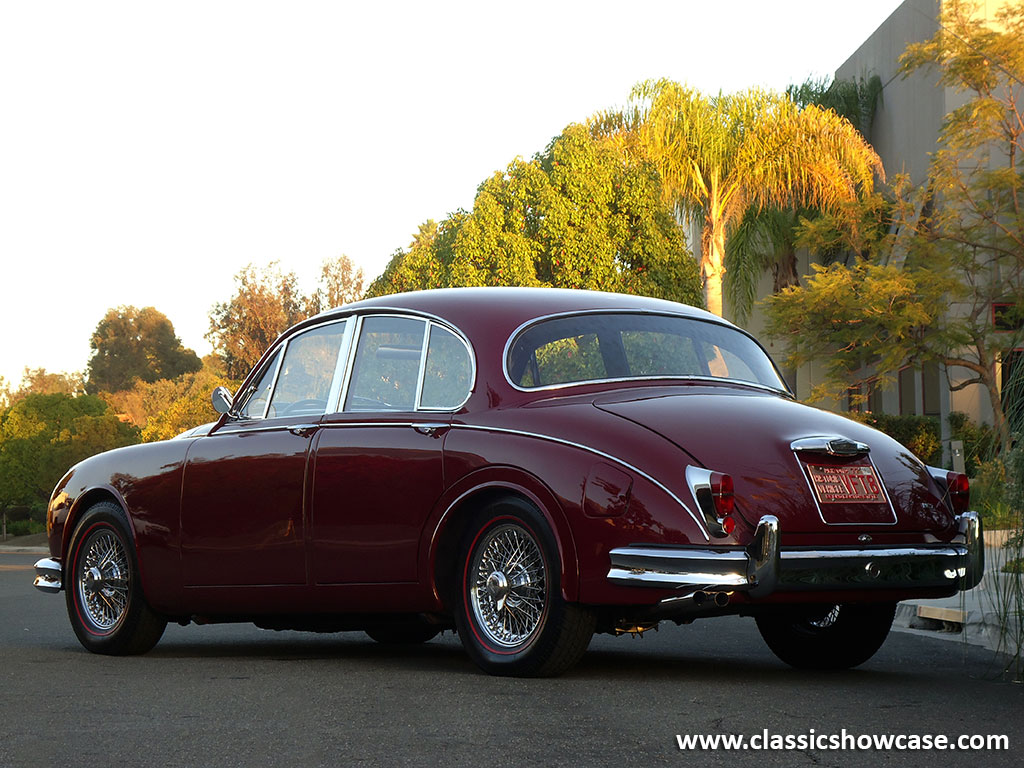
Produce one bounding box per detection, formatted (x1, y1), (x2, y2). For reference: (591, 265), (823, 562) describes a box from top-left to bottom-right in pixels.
(764, 0), (1024, 452)
(725, 75), (885, 323)
(1, 368), (85, 408)
(207, 262), (308, 378)
(606, 81), (883, 317)
(366, 124), (702, 306)
(0, 393), (138, 513)
(86, 306), (201, 393)
(140, 364), (241, 442)
(307, 254), (366, 315)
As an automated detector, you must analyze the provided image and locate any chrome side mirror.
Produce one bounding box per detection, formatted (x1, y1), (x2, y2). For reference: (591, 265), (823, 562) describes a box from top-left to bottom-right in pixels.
(211, 386), (234, 415)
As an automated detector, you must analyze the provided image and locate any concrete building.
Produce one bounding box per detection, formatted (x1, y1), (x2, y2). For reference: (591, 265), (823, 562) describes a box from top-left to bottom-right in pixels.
(734, 0), (1019, 460)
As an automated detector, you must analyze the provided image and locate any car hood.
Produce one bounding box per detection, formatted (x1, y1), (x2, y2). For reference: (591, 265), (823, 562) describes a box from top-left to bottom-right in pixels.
(594, 387), (954, 536)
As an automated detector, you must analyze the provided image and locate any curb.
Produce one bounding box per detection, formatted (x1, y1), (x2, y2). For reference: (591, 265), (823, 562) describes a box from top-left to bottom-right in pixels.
(0, 546), (49, 555)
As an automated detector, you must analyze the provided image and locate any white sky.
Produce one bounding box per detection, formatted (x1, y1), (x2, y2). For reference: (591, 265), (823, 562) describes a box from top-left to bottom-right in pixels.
(0, 0), (908, 387)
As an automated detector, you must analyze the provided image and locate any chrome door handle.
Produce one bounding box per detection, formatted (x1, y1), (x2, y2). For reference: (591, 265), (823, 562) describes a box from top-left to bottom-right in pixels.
(413, 423), (449, 437)
(288, 424), (320, 438)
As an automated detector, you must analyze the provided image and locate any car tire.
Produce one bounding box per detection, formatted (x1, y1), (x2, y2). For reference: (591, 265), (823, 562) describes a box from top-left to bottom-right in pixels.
(365, 619), (441, 645)
(65, 501), (167, 655)
(755, 602), (896, 670)
(454, 496), (595, 677)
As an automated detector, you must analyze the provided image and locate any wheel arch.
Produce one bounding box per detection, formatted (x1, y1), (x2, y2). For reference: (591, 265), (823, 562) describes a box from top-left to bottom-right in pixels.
(425, 471), (580, 612)
(62, 485), (135, 558)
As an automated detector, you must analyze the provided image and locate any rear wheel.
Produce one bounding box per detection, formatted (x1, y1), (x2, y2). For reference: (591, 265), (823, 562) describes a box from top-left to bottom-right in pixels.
(65, 502), (166, 655)
(454, 497), (594, 677)
(755, 602), (896, 670)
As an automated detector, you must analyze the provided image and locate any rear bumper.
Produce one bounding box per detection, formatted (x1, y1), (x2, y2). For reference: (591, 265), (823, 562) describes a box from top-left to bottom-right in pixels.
(607, 511), (984, 598)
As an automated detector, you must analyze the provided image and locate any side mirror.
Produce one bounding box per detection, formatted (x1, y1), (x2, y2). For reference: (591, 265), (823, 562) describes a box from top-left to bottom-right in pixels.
(211, 386), (234, 415)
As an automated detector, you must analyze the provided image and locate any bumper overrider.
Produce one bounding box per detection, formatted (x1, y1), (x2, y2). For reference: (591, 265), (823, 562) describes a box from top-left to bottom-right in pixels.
(607, 512), (984, 599)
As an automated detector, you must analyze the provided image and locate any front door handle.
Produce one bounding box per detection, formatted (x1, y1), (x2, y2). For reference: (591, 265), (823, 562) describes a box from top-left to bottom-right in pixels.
(288, 424), (320, 438)
(413, 423), (449, 437)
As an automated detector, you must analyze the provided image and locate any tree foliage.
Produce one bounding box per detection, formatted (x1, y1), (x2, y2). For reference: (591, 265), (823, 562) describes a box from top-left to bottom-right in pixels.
(208, 256), (365, 379)
(600, 81), (883, 317)
(1, 368), (85, 409)
(86, 306), (201, 394)
(724, 75), (885, 323)
(0, 393), (138, 512)
(366, 124), (703, 306)
(764, 0), (1024, 451)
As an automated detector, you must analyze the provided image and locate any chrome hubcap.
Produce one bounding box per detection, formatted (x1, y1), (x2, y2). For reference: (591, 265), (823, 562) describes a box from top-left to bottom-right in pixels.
(470, 524), (546, 648)
(76, 530), (129, 631)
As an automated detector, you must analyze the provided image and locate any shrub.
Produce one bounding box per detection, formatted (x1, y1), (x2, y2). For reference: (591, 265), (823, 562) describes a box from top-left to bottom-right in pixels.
(848, 412), (942, 466)
(948, 411), (999, 476)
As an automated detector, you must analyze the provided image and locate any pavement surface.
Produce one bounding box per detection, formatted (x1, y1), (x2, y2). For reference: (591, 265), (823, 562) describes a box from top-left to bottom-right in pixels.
(1, 544), (1023, 768)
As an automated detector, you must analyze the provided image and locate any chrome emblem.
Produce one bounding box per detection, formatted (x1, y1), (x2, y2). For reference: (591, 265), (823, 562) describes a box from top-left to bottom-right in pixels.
(858, 534), (873, 544)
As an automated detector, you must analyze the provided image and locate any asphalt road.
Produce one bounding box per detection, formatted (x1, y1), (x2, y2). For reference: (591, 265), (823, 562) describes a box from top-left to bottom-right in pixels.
(2, 551), (1021, 768)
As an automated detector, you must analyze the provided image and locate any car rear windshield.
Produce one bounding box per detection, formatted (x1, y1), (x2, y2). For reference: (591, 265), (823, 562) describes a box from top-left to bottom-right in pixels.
(506, 313), (786, 391)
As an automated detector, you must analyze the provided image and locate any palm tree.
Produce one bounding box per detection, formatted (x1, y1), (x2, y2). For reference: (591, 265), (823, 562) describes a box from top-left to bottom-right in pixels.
(613, 80), (883, 317)
(725, 76), (886, 324)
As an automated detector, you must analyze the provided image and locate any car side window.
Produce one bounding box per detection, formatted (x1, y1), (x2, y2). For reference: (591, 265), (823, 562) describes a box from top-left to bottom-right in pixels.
(345, 316), (426, 411)
(420, 325), (472, 410)
(239, 348), (283, 419)
(265, 321), (348, 418)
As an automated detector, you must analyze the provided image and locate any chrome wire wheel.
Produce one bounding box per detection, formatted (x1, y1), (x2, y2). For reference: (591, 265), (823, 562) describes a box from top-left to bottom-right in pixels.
(469, 523), (547, 649)
(807, 605), (841, 630)
(75, 527), (130, 633)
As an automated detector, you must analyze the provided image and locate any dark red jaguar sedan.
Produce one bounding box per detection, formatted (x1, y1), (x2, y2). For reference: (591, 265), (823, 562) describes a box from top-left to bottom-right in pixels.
(34, 288), (983, 676)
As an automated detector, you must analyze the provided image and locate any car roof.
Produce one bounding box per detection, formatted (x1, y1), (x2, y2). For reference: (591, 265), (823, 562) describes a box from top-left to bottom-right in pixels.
(307, 287), (730, 339)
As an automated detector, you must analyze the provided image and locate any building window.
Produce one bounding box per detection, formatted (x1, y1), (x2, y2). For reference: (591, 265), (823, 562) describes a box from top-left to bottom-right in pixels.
(993, 303), (1023, 332)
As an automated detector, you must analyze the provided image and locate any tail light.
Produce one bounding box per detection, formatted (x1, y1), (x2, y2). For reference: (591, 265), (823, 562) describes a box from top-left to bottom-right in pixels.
(946, 471), (970, 514)
(686, 466), (737, 538)
(926, 466), (970, 515)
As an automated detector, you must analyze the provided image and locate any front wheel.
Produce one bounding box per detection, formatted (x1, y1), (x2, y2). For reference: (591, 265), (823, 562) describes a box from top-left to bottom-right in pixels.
(65, 502), (167, 655)
(454, 497), (594, 677)
(755, 602), (896, 670)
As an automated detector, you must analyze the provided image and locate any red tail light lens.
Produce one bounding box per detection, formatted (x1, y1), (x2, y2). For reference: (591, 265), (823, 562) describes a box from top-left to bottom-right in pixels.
(709, 472), (735, 518)
(947, 471), (970, 514)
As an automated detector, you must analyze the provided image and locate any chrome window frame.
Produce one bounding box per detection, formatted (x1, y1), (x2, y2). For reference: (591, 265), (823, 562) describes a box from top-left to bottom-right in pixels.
(233, 318), (352, 421)
(502, 309), (791, 396)
(339, 312), (476, 414)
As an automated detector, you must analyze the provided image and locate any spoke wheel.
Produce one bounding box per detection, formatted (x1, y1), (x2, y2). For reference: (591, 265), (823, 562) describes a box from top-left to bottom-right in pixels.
(755, 602), (896, 670)
(454, 497), (595, 677)
(66, 502), (166, 655)
(469, 523), (547, 649)
(75, 528), (131, 633)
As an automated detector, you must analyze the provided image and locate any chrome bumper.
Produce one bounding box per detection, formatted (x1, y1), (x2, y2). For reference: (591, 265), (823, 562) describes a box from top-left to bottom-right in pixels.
(607, 512), (984, 598)
(33, 558), (62, 594)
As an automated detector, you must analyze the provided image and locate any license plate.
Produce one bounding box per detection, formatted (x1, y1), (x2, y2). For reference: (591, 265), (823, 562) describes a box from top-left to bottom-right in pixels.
(806, 464), (885, 504)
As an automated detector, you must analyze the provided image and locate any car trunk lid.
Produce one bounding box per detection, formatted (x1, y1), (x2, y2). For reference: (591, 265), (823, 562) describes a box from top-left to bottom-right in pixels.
(594, 387), (953, 536)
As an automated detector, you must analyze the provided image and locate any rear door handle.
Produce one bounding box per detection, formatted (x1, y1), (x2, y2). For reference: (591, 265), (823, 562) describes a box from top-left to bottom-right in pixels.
(288, 424), (320, 438)
(413, 423), (449, 437)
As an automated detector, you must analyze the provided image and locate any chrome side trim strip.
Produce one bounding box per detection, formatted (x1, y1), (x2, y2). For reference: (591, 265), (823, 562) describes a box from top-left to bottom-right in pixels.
(452, 424), (710, 541)
(33, 558), (62, 594)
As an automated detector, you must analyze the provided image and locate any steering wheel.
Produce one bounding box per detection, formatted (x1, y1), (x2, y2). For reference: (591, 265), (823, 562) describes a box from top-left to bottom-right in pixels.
(282, 399), (328, 416)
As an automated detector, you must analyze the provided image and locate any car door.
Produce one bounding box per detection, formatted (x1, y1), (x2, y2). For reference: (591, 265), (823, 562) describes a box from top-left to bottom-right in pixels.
(180, 319), (350, 587)
(310, 314), (473, 584)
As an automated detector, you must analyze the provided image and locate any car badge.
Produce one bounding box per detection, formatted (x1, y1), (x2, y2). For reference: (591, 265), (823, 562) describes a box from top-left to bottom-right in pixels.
(858, 534), (873, 544)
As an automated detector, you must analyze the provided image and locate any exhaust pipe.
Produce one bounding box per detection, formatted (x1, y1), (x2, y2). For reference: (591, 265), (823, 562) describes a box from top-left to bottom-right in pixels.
(691, 590), (731, 608)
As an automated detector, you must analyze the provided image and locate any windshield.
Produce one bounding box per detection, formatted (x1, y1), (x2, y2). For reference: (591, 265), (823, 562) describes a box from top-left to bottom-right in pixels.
(506, 313), (786, 391)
